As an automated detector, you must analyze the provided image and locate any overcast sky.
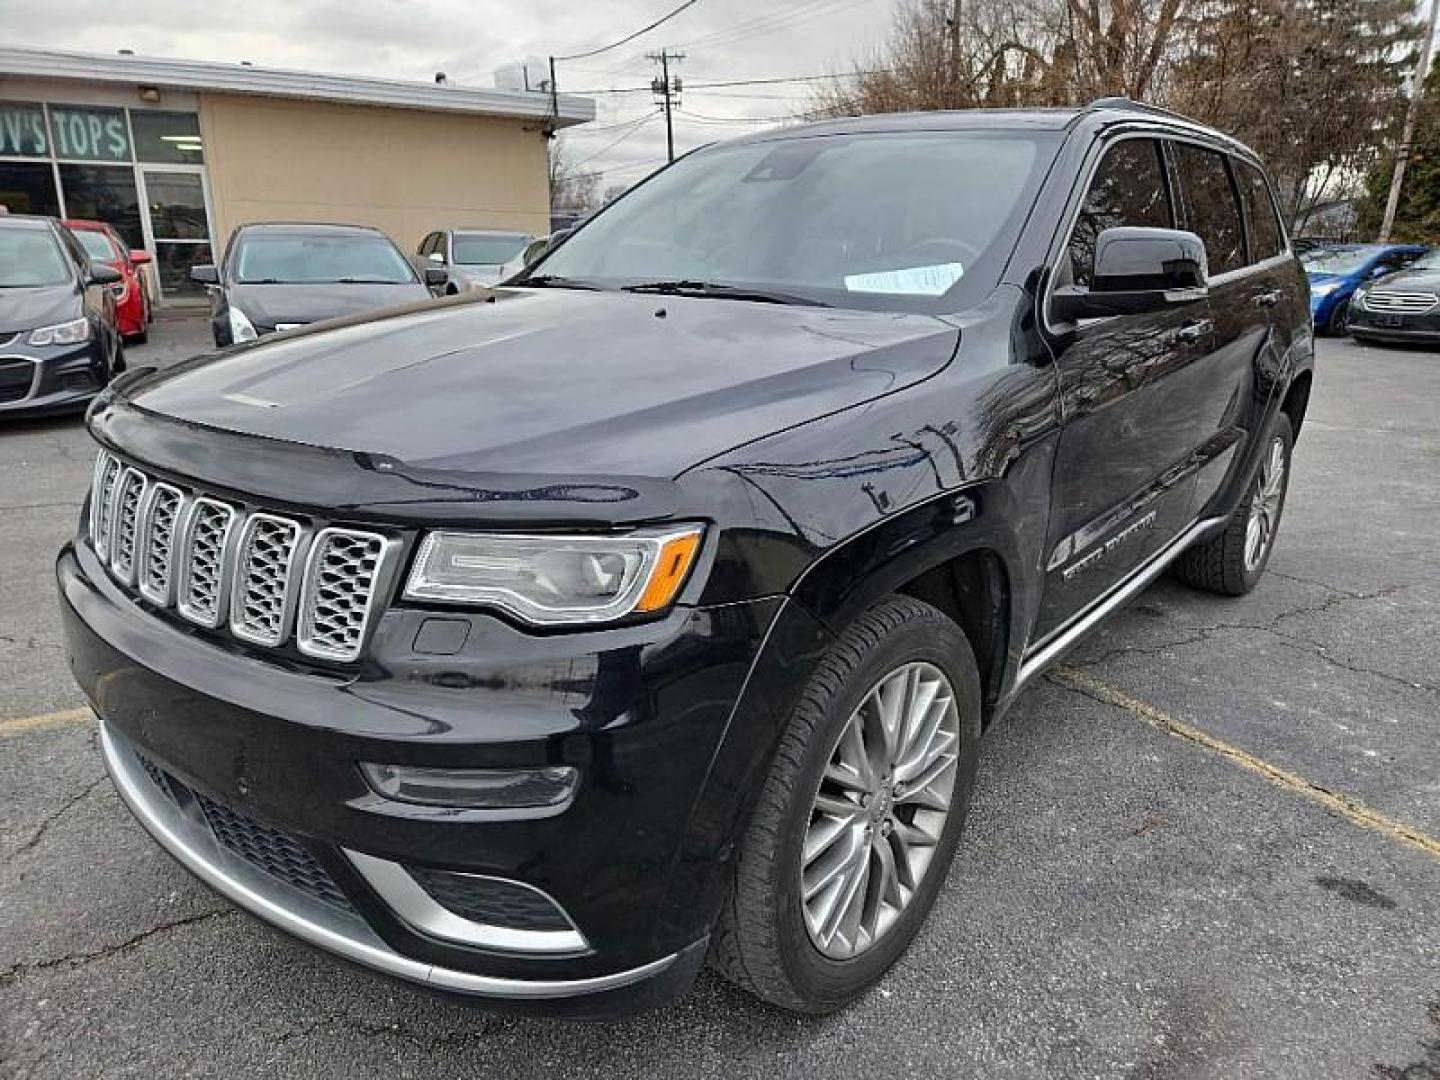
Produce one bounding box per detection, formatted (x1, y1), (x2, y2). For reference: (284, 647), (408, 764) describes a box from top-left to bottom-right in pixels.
(2, 0), (901, 187)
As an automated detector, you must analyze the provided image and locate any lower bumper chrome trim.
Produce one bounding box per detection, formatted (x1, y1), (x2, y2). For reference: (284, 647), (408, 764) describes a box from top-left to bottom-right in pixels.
(99, 718), (677, 999)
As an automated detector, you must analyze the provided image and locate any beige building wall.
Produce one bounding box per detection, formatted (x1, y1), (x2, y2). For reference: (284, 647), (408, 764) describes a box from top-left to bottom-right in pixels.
(197, 93), (552, 256)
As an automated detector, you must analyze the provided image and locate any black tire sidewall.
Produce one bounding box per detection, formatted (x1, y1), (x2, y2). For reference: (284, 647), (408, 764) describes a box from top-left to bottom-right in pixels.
(769, 600), (982, 1009)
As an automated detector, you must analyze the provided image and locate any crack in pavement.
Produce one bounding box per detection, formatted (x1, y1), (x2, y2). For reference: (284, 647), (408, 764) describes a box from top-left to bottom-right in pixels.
(0, 909), (236, 988)
(4, 774), (109, 863)
(0, 633), (64, 653)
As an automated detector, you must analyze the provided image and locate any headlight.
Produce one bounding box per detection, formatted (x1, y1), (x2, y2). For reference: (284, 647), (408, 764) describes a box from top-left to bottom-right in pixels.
(404, 526), (704, 625)
(1310, 282), (1340, 297)
(228, 305), (258, 343)
(28, 318), (91, 346)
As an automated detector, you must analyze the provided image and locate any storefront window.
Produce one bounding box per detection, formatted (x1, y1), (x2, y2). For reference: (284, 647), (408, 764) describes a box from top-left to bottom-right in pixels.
(145, 172), (209, 239)
(0, 102), (50, 157)
(132, 111), (204, 164)
(58, 164), (143, 248)
(153, 242), (211, 296)
(0, 162), (60, 216)
(48, 105), (131, 162)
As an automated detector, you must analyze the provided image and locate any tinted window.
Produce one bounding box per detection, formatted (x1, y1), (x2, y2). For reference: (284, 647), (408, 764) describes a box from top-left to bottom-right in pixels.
(0, 161), (60, 216)
(1234, 159), (1283, 262)
(233, 232), (418, 285)
(1068, 139), (1172, 287)
(58, 164), (143, 248)
(0, 226), (71, 287)
(536, 131), (1062, 313)
(1172, 144), (1246, 276)
(131, 111), (204, 164)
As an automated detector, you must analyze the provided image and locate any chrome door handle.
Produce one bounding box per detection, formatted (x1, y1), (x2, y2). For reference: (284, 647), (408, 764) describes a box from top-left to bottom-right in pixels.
(1253, 289), (1284, 307)
(1175, 319), (1212, 345)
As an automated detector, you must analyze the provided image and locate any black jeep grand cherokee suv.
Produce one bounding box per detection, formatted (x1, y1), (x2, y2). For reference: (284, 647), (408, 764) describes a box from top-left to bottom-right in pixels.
(59, 99), (1312, 1016)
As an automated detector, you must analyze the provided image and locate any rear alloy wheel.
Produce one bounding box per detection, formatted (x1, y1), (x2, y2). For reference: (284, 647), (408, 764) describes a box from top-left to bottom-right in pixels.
(1173, 412), (1293, 596)
(711, 594), (981, 1012)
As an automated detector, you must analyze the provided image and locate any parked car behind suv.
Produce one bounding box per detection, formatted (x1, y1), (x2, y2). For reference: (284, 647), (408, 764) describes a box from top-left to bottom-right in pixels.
(64, 219), (153, 343)
(60, 100), (1312, 1016)
(0, 215), (124, 419)
(416, 228), (533, 294)
(193, 222), (440, 347)
(1348, 246), (1440, 346)
(1300, 242), (1427, 336)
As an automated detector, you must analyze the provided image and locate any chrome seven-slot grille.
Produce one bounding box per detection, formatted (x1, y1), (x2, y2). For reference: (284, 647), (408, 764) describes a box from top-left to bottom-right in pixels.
(88, 449), (394, 662)
(1361, 289), (1439, 315)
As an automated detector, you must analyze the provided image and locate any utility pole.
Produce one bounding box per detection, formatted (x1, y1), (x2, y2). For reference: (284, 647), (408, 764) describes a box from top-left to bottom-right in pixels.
(649, 49), (684, 162)
(1380, 0), (1439, 241)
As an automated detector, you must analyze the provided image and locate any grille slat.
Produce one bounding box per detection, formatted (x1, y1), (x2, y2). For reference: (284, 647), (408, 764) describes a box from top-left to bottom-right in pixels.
(1361, 289), (1438, 314)
(89, 451), (392, 661)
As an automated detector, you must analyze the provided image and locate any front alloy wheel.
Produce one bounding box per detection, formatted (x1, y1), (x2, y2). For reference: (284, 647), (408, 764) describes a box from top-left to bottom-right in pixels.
(711, 594), (981, 1013)
(801, 662), (959, 959)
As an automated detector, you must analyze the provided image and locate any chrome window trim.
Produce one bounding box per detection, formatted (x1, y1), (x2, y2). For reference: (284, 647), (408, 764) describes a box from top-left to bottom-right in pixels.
(345, 851), (589, 956)
(228, 512), (309, 647)
(295, 527), (400, 663)
(135, 481), (186, 606)
(175, 496), (240, 629)
(100, 719), (675, 1000)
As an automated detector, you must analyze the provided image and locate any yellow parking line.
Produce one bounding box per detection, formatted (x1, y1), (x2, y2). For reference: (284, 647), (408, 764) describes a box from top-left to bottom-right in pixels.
(1052, 665), (1440, 860)
(0, 707), (93, 739)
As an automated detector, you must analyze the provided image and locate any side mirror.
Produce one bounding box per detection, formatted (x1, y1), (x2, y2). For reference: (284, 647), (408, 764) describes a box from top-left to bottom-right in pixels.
(427, 251), (446, 265)
(521, 238), (551, 266)
(190, 264), (220, 285)
(129, 249), (152, 265)
(424, 266), (448, 288)
(1052, 227), (1209, 322)
(88, 264), (122, 286)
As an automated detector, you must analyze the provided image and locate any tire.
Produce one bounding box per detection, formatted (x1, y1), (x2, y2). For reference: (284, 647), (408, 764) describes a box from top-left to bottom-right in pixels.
(711, 594), (982, 1013)
(110, 342), (126, 375)
(1173, 412), (1293, 596)
(1327, 299), (1351, 336)
(129, 328), (148, 346)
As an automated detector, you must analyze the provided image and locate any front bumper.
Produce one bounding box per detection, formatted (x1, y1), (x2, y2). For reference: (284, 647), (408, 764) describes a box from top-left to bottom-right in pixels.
(58, 537), (799, 1011)
(1349, 306), (1440, 344)
(0, 340), (109, 418)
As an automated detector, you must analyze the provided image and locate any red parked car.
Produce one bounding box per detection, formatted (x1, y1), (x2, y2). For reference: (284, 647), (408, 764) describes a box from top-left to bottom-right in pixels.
(63, 220), (152, 343)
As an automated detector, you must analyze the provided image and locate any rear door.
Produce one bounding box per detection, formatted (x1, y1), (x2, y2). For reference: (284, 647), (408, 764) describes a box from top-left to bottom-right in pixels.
(1168, 142), (1290, 519)
(1035, 135), (1216, 640)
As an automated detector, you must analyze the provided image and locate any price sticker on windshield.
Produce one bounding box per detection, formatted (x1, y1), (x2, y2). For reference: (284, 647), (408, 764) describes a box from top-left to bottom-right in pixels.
(844, 262), (964, 296)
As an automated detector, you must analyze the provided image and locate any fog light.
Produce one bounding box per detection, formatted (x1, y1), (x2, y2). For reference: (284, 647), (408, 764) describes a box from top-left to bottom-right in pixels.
(360, 762), (578, 809)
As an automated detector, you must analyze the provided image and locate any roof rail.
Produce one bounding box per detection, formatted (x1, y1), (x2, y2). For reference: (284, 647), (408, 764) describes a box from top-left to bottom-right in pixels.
(1086, 96), (1194, 123)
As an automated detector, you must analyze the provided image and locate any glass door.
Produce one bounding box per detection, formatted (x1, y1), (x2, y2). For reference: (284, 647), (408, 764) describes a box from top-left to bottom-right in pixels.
(137, 166), (214, 299)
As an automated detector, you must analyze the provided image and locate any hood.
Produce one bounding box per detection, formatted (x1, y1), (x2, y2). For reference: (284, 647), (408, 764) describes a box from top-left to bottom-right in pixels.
(229, 281), (431, 327)
(126, 288), (959, 478)
(1369, 266), (1440, 292)
(0, 284), (81, 334)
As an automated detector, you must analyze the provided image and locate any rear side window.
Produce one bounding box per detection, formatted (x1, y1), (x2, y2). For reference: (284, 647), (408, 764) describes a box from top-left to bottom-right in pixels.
(1067, 139), (1172, 287)
(1234, 159), (1284, 262)
(1171, 143), (1246, 276)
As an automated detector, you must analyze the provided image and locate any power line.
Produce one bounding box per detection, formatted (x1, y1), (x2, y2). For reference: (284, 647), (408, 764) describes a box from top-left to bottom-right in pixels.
(567, 112), (664, 171)
(553, 0), (703, 61)
(570, 70), (888, 95)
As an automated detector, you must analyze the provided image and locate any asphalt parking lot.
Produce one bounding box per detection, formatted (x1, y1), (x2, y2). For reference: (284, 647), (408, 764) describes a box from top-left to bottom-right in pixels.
(1, 316), (1437, 1079)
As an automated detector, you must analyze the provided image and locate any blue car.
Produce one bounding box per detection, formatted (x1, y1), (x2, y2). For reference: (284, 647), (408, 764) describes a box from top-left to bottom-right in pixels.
(1301, 243), (1429, 335)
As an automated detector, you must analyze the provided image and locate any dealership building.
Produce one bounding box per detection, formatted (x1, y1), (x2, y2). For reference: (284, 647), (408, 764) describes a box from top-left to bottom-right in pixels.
(0, 46), (594, 300)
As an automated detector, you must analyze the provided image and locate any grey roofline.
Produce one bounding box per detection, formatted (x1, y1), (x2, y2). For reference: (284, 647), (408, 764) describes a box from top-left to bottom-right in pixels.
(0, 46), (595, 127)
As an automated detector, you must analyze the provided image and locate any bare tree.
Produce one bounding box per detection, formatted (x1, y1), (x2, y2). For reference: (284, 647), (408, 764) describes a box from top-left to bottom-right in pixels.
(549, 138), (600, 215)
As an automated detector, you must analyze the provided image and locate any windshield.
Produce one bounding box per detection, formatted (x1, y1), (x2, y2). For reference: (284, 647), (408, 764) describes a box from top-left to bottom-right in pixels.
(529, 130), (1061, 312)
(74, 229), (120, 263)
(1301, 246), (1381, 276)
(454, 233), (529, 265)
(234, 233), (418, 285)
(0, 228), (71, 288)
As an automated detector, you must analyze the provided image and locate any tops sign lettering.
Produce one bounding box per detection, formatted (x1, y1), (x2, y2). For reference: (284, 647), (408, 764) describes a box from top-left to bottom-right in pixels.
(0, 103), (49, 157)
(49, 106), (131, 162)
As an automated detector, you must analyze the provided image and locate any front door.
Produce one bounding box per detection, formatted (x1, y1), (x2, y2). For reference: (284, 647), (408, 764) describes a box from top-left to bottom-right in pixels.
(137, 167), (214, 300)
(1033, 135), (1216, 642)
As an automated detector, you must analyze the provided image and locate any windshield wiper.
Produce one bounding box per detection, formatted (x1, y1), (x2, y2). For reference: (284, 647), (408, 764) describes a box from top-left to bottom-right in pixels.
(621, 280), (829, 307)
(516, 274), (602, 291)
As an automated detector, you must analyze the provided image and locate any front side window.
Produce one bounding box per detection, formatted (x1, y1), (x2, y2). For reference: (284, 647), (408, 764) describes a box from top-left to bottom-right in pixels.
(1234, 159), (1284, 263)
(0, 227), (72, 287)
(453, 233), (530, 266)
(533, 130), (1062, 312)
(233, 233), (419, 285)
(1171, 143), (1246, 276)
(1066, 138), (1172, 288)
